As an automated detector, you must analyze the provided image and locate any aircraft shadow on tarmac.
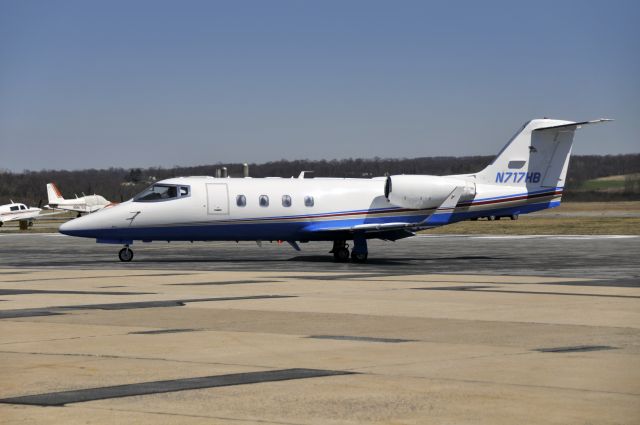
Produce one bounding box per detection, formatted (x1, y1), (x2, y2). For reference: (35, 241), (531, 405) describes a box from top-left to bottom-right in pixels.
(287, 255), (499, 266)
(7, 255), (503, 268)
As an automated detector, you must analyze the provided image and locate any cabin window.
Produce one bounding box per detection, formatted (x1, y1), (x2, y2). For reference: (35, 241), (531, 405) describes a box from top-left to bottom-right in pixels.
(134, 184), (179, 202)
(282, 195), (292, 207)
(10, 206), (19, 211)
(236, 194), (246, 207)
(180, 186), (190, 197)
(304, 196), (314, 207)
(20, 205), (26, 210)
(259, 195), (269, 207)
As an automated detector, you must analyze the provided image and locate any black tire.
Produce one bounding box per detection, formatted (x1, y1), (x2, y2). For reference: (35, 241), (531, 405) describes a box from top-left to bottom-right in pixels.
(118, 247), (134, 262)
(511, 214), (519, 220)
(351, 251), (368, 263)
(488, 215), (496, 221)
(333, 247), (350, 262)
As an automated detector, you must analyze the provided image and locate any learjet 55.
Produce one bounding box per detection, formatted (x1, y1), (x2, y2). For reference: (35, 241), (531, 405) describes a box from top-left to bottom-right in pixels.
(59, 118), (611, 262)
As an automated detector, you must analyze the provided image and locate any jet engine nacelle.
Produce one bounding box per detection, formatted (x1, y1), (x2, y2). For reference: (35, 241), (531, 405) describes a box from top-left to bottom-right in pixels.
(384, 175), (474, 209)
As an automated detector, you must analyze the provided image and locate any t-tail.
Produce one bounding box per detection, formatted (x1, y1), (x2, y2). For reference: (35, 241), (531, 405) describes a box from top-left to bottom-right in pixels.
(384, 118), (611, 225)
(46, 183), (65, 206)
(475, 118), (612, 195)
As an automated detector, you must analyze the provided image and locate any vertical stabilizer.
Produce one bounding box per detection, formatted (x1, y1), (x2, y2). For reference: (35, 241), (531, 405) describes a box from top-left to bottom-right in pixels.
(47, 183), (65, 204)
(475, 119), (611, 190)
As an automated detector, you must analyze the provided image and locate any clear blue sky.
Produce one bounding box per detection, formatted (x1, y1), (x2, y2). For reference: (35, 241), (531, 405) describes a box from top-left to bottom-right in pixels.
(1, 0), (638, 172)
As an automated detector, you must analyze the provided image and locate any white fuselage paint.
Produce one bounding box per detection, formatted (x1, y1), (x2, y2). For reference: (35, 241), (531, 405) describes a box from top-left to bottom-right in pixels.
(58, 118), (610, 251)
(58, 175), (561, 242)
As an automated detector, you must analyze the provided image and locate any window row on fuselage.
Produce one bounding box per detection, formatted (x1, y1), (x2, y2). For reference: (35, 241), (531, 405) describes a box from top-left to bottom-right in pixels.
(9, 204), (28, 211)
(235, 194), (314, 208)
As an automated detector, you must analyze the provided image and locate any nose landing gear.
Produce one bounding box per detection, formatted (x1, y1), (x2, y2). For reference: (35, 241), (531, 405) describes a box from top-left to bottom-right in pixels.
(118, 246), (134, 262)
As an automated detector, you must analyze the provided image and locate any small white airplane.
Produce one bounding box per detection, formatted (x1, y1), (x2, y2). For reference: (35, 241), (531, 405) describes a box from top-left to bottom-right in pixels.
(45, 183), (111, 217)
(60, 118), (611, 262)
(0, 202), (43, 227)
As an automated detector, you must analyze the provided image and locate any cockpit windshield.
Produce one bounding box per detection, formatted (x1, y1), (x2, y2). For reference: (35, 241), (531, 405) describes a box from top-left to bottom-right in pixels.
(133, 184), (190, 202)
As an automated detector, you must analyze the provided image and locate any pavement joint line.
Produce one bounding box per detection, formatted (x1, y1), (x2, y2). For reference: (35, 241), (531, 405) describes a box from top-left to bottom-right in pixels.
(0, 368), (358, 406)
(166, 280), (283, 286)
(412, 287), (640, 299)
(534, 345), (617, 353)
(129, 328), (200, 335)
(81, 405), (306, 425)
(0, 350), (277, 369)
(361, 371), (640, 397)
(0, 273), (201, 283)
(307, 335), (417, 343)
(0, 295), (298, 319)
(0, 289), (156, 296)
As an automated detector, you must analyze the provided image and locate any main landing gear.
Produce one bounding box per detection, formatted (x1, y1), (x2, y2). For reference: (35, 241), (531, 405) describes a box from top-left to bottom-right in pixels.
(331, 239), (368, 263)
(118, 245), (134, 262)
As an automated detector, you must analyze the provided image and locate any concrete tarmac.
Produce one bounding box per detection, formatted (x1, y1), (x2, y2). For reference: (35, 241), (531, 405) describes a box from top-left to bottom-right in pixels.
(0, 234), (639, 424)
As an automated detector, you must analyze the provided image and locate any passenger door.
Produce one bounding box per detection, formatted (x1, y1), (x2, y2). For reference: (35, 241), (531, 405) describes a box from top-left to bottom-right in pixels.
(206, 183), (229, 215)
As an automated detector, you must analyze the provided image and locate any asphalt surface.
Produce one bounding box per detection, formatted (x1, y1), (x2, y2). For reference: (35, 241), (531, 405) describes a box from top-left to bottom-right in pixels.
(1, 233), (639, 424)
(0, 233), (638, 280)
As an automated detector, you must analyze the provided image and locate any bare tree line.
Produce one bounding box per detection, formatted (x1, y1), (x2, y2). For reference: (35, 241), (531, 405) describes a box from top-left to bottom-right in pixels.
(1, 154), (639, 205)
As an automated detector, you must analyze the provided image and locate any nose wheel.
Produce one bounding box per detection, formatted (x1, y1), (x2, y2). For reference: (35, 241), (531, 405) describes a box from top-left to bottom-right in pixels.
(118, 246), (134, 262)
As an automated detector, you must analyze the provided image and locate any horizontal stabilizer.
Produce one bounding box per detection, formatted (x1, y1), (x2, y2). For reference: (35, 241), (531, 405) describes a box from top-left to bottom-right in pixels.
(534, 119), (613, 132)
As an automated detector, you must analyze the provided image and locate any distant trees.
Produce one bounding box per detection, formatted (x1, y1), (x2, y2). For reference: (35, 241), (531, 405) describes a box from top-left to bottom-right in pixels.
(1, 154), (639, 205)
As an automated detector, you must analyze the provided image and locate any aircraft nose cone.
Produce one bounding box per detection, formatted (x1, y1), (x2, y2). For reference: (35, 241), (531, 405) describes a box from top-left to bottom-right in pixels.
(59, 214), (98, 237)
(59, 218), (82, 236)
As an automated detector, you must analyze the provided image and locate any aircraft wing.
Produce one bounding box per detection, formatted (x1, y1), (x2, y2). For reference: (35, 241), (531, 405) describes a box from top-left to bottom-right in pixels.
(304, 221), (418, 240)
(304, 186), (466, 240)
(1, 210), (65, 223)
(37, 211), (66, 218)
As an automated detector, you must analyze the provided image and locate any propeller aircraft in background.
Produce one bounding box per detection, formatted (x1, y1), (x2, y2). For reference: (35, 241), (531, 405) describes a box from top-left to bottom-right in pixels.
(45, 183), (112, 217)
(0, 201), (62, 228)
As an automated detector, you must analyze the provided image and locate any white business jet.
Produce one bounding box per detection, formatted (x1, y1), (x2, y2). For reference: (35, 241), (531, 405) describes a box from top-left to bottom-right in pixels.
(60, 118), (611, 262)
(0, 202), (43, 227)
(45, 183), (111, 217)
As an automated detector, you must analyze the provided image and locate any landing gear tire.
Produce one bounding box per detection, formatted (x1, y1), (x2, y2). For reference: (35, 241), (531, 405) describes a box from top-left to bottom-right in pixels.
(118, 247), (134, 262)
(511, 214), (519, 220)
(331, 240), (350, 262)
(351, 251), (368, 263)
(333, 247), (350, 262)
(350, 238), (369, 263)
(76, 212), (82, 218)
